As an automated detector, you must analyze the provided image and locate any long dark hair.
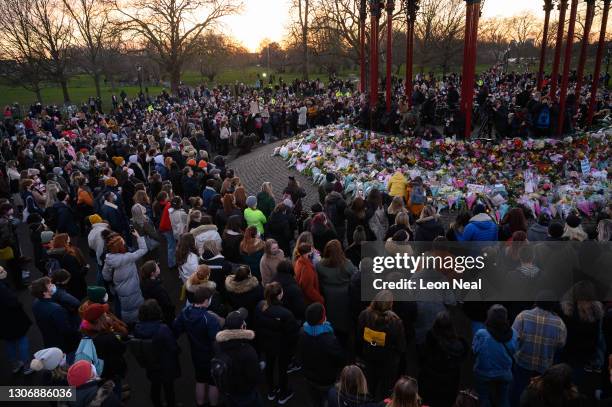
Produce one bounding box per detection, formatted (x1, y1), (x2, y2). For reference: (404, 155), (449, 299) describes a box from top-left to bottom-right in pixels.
(176, 233), (197, 266)
(262, 282), (282, 312)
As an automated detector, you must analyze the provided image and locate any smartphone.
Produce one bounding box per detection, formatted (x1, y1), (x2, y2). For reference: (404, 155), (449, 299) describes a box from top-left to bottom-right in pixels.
(129, 224), (136, 234)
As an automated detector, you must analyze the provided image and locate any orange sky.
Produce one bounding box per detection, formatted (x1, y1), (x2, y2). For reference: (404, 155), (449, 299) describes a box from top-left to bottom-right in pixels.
(221, 0), (545, 52)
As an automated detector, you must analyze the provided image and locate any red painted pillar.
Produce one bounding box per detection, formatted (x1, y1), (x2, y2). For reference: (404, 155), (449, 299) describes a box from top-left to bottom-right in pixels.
(385, 0), (394, 112)
(537, 0), (555, 90)
(370, 1), (382, 108)
(557, 0), (578, 136)
(463, 0), (480, 139)
(405, 1), (418, 103)
(587, 0), (610, 125)
(550, 0), (568, 99)
(460, 1), (474, 119)
(573, 0), (595, 125)
(359, 0), (367, 93)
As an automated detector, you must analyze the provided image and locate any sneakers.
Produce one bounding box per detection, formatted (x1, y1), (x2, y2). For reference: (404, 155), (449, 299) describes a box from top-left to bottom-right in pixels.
(11, 361), (24, 374)
(277, 390), (295, 405)
(267, 388), (279, 401)
(286, 362), (301, 374)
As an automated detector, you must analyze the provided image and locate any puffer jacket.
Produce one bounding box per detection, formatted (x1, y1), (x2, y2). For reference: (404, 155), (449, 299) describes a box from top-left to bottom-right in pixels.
(102, 236), (147, 323)
(414, 216), (445, 241)
(387, 171), (407, 198)
(190, 224), (222, 254)
(88, 222), (110, 265)
(457, 213), (498, 242)
(224, 275), (264, 322)
(169, 208), (188, 240)
(254, 301), (300, 354)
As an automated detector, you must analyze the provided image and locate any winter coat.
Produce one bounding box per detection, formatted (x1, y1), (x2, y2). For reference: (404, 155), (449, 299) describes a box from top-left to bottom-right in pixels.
(74, 381), (121, 407)
(256, 191), (275, 219)
(325, 192), (347, 230)
(215, 208), (242, 235)
(254, 301), (300, 355)
(172, 305), (220, 367)
(244, 207), (267, 235)
(240, 249), (264, 281)
(367, 206), (388, 241)
(181, 175), (199, 200)
(201, 253), (233, 295)
(297, 323), (347, 386)
(259, 250), (285, 285)
(32, 298), (79, 352)
(527, 223), (548, 242)
(169, 208), (188, 240)
(202, 187), (217, 210)
(190, 224), (222, 254)
(0, 280), (32, 340)
(344, 208), (369, 245)
(357, 309), (407, 364)
(185, 278), (227, 318)
(295, 255), (325, 305)
(387, 172), (408, 198)
(102, 236), (147, 323)
(274, 272), (307, 321)
(133, 320), (181, 382)
(47, 248), (87, 301)
(472, 328), (518, 381)
(414, 216), (445, 241)
(99, 201), (129, 236)
(221, 231), (243, 263)
(53, 202), (79, 236)
(311, 223), (337, 253)
(88, 223), (110, 265)
(224, 275), (264, 321)
(327, 387), (379, 407)
(457, 213), (498, 242)
(418, 331), (469, 406)
(141, 278), (175, 325)
(92, 331), (127, 381)
(264, 210), (296, 255)
(214, 329), (260, 396)
(316, 259), (356, 334)
(178, 252), (199, 283)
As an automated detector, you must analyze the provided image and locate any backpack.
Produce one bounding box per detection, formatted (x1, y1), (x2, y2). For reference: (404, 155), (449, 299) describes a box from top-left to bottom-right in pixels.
(128, 337), (161, 371)
(45, 257), (62, 276)
(211, 352), (232, 395)
(74, 337), (104, 374)
(536, 105), (550, 129)
(410, 185), (426, 205)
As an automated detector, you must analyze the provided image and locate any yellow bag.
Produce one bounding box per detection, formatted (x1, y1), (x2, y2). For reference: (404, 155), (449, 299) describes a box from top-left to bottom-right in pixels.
(363, 327), (386, 347)
(0, 246), (14, 261)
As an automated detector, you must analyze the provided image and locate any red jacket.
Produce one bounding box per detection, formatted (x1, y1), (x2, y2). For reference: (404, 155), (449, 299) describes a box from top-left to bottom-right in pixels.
(159, 201), (172, 232)
(294, 255), (324, 305)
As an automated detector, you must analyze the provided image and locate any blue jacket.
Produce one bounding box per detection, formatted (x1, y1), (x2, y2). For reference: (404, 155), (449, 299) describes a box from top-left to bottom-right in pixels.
(172, 305), (220, 366)
(53, 202), (79, 236)
(472, 328), (518, 381)
(457, 213), (498, 242)
(32, 298), (79, 352)
(99, 201), (128, 236)
(202, 187), (217, 210)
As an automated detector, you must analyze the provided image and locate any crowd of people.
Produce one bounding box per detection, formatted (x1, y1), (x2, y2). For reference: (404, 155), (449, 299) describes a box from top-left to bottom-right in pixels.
(0, 67), (610, 407)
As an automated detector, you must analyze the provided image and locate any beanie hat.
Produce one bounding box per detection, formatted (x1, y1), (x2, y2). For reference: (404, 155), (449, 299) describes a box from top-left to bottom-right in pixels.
(67, 360), (95, 388)
(104, 177), (118, 187)
(246, 196), (257, 208)
(198, 160), (207, 169)
(112, 156), (125, 166)
(30, 347), (64, 371)
(565, 213), (581, 228)
(88, 214), (103, 225)
(41, 231), (54, 244)
(82, 303), (109, 323)
(87, 286), (107, 304)
(305, 303), (326, 325)
(187, 159), (196, 167)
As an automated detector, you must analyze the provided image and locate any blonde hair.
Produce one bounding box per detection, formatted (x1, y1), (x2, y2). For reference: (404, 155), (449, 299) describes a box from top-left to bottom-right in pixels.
(293, 231), (314, 262)
(261, 182), (274, 198)
(562, 224), (587, 241)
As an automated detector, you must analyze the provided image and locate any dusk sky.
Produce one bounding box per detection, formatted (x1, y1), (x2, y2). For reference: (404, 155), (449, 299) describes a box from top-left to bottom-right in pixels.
(223, 0), (546, 52)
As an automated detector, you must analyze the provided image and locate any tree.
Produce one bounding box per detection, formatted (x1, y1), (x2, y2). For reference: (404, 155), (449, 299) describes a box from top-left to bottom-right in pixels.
(31, 0), (74, 103)
(113, 0), (242, 94)
(62, 0), (116, 99)
(293, 0), (311, 79)
(0, 0), (46, 103)
(508, 12), (539, 63)
(191, 32), (246, 83)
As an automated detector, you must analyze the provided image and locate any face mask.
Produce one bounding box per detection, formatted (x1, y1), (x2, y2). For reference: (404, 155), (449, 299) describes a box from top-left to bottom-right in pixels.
(49, 284), (57, 296)
(102, 293), (108, 303)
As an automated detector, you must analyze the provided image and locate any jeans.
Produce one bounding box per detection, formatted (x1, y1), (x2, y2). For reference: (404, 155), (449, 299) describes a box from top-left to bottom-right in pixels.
(510, 365), (538, 407)
(163, 232), (176, 268)
(474, 374), (510, 407)
(6, 335), (29, 364)
(150, 380), (175, 407)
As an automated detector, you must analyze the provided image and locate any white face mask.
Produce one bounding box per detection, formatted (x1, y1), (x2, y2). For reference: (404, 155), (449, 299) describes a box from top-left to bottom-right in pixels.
(102, 293), (108, 303)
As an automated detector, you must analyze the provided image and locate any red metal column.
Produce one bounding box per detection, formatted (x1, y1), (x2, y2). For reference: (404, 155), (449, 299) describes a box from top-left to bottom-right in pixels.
(370, 1), (382, 108)
(405, 0), (418, 104)
(359, 0), (367, 93)
(385, 0), (395, 112)
(557, 0), (578, 136)
(460, 1), (474, 119)
(537, 0), (555, 90)
(550, 0), (568, 99)
(573, 0), (595, 125)
(463, 0), (480, 139)
(587, 0), (610, 125)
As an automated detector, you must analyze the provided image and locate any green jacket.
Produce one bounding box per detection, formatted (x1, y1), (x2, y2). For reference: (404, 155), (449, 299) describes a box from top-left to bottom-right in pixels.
(256, 192), (276, 219)
(244, 207), (267, 234)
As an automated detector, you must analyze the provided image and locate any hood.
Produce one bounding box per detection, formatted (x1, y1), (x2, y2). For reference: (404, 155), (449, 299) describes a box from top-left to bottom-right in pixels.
(104, 252), (128, 268)
(225, 275), (260, 294)
(190, 224), (218, 236)
(180, 305), (210, 325)
(303, 321), (334, 337)
(91, 223), (109, 232)
(469, 213), (496, 229)
(215, 329), (255, 343)
(416, 216), (439, 229)
(133, 320), (162, 339)
(325, 191), (343, 204)
(185, 278), (216, 293)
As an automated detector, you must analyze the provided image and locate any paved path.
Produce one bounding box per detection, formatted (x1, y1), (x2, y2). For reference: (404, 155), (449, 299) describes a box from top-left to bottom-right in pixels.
(228, 141), (318, 210)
